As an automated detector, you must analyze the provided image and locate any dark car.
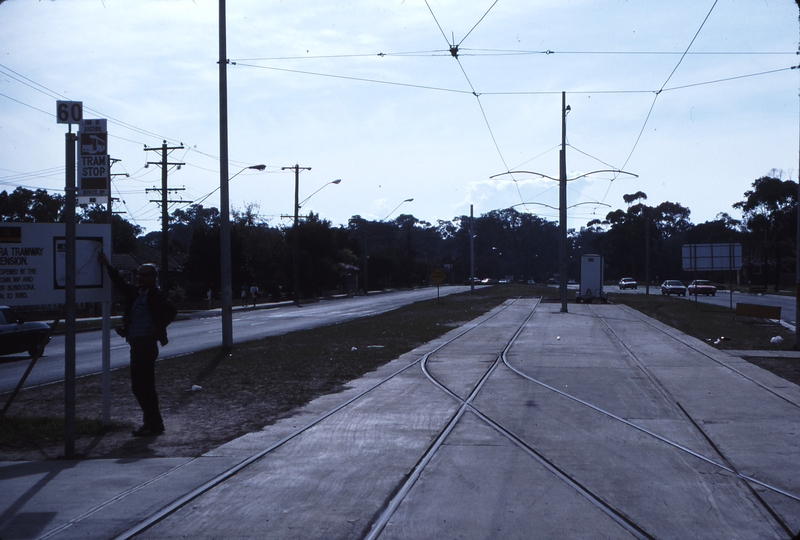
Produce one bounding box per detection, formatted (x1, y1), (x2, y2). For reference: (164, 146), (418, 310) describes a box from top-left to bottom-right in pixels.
(0, 306), (51, 358)
(687, 280), (716, 296)
(618, 277), (637, 290)
(660, 280), (686, 296)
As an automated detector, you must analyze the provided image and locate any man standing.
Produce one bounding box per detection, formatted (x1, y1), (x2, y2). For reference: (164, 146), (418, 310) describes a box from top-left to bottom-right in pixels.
(99, 253), (177, 437)
(249, 283), (259, 307)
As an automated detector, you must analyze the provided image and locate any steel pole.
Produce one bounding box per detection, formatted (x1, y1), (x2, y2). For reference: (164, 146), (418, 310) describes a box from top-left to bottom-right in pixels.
(64, 129), (77, 457)
(470, 204), (475, 293)
(293, 166), (300, 305)
(219, 0), (233, 348)
(559, 92), (568, 313)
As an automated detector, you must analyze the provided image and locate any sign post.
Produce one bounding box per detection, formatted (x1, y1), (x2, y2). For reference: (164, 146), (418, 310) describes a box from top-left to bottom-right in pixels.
(682, 243), (742, 310)
(430, 268), (447, 303)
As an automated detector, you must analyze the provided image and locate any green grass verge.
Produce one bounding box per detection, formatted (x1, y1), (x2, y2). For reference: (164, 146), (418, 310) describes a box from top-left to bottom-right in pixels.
(607, 292), (795, 351)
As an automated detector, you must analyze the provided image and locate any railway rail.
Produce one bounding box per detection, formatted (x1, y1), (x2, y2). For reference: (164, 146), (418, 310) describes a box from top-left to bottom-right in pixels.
(35, 298), (797, 539)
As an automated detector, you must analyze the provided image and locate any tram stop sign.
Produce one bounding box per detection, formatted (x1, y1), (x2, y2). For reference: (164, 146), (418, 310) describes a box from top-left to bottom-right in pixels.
(430, 268), (447, 285)
(78, 119), (109, 196)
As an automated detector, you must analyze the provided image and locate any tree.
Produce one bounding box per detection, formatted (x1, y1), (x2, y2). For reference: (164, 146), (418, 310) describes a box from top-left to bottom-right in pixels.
(733, 174), (797, 290)
(79, 205), (142, 254)
(0, 187), (63, 222)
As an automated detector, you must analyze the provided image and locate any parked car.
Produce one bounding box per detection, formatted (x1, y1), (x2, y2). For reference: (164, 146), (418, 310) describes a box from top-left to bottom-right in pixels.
(0, 306), (51, 358)
(687, 280), (716, 296)
(618, 277), (637, 290)
(660, 280), (687, 296)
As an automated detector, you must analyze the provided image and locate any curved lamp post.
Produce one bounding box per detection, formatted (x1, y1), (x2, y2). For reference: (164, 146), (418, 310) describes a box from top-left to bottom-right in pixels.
(299, 178), (341, 209)
(220, 163), (267, 347)
(383, 198), (414, 221)
(198, 163), (266, 206)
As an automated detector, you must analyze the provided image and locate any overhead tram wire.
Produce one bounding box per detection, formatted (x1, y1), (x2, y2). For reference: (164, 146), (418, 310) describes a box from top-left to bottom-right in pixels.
(231, 50), (447, 62)
(232, 60), (797, 98)
(232, 48), (799, 61)
(421, 0), (527, 205)
(424, 0), (450, 48)
(4, 13), (790, 217)
(456, 0), (500, 47)
(232, 63), (472, 95)
(454, 48), (798, 57)
(600, 0), (720, 206)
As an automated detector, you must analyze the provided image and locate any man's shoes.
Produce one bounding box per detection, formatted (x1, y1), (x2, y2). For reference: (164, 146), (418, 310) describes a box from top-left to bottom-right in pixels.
(131, 425), (165, 437)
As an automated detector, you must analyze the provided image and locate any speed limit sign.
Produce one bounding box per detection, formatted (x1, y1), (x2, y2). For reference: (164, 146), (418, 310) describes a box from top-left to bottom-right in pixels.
(56, 101), (83, 124)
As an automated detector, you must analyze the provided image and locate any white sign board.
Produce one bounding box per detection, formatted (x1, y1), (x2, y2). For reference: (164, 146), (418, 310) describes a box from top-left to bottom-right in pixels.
(0, 223), (111, 306)
(682, 243), (742, 271)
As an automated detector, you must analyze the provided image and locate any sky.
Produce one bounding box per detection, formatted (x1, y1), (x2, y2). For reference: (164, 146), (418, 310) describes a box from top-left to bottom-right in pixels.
(1, 0), (799, 235)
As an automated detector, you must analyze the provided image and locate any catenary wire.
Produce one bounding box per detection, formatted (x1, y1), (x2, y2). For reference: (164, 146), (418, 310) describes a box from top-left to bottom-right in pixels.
(599, 0), (720, 206)
(457, 0), (500, 47)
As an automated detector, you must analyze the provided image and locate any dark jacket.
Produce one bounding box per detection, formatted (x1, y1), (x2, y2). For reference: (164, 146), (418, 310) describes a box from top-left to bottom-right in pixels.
(105, 265), (177, 346)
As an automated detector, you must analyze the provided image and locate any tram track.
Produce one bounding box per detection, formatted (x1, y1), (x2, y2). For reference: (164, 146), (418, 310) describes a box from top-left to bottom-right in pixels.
(496, 302), (798, 539)
(109, 298), (524, 540)
(609, 303), (800, 410)
(59, 297), (797, 539)
(378, 298), (656, 540)
(385, 299), (798, 538)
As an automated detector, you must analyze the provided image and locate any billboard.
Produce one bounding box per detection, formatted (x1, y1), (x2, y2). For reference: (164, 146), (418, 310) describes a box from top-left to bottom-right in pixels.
(0, 223), (112, 306)
(682, 243), (742, 272)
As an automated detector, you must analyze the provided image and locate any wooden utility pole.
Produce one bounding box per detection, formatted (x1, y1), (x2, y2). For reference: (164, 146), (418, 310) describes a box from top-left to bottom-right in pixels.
(281, 164), (311, 304)
(145, 141), (184, 285)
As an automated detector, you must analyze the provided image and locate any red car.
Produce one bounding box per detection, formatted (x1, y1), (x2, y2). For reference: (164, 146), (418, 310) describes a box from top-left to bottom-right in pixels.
(687, 280), (716, 296)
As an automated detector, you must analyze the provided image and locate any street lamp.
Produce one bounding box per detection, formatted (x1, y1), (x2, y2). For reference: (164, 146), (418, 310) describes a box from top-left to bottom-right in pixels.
(220, 163), (267, 348)
(384, 198), (413, 221)
(233, 163), (267, 178)
(299, 178), (341, 208)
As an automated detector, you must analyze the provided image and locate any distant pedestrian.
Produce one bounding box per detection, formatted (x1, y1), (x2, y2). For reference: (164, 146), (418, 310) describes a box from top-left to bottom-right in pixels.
(241, 285), (247, 306)
(99, 253), (177, 437)
(250, 283), (259, 307)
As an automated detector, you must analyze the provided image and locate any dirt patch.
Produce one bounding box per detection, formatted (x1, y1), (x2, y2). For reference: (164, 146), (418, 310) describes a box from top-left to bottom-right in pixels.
(0, 287), (520, 461)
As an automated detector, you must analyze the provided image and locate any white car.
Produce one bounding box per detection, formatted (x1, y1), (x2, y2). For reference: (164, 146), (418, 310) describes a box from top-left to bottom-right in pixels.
(618, 277), (637, 290)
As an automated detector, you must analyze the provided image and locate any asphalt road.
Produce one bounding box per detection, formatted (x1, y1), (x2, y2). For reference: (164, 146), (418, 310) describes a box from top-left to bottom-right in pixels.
(612, 285), (797, 327)
(0, 287), (471, 394)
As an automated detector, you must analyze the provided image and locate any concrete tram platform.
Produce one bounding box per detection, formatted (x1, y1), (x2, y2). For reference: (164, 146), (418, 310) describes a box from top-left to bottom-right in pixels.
(1, 300), (799, 539)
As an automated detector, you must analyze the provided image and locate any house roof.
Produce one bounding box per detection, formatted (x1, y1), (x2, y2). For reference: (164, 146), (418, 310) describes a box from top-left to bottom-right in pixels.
(110, 245), (183, 274)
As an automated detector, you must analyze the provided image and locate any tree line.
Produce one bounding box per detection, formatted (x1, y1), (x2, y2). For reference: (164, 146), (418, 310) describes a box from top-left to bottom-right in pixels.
(1, 171), (796, 302)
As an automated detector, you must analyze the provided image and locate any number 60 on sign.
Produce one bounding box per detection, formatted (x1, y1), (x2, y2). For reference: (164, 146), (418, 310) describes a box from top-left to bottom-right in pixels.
(56, 101), (83, 124)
